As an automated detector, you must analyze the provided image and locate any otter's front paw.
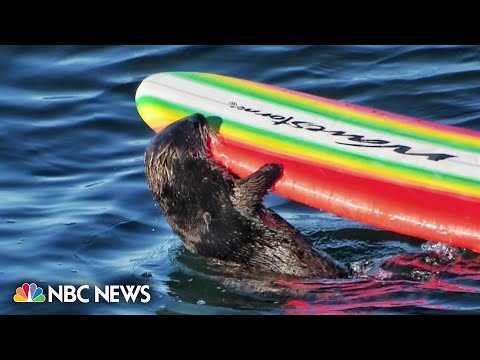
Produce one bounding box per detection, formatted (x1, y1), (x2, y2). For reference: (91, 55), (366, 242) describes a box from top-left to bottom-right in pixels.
(261, 163), (283, 181)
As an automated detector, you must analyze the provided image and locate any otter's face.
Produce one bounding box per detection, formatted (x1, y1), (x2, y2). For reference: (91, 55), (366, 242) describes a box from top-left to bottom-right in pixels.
(144, 113), (213, 195)
(148, 113), (210, 159)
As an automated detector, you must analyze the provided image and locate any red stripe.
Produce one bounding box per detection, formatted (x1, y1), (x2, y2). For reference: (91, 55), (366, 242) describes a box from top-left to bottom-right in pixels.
(210, 137), (480, 252)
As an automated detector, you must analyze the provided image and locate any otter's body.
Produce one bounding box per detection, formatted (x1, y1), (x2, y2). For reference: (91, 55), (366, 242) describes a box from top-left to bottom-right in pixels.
(144, 114), (347, 278)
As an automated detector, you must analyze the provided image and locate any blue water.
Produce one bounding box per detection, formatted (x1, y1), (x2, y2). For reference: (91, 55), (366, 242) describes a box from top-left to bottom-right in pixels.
(2, 45), (480, 315)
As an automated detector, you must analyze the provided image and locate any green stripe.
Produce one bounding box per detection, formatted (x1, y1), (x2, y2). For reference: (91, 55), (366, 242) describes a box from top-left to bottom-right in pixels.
(137, 95), (480, 193)
(174, 72), (480, 154)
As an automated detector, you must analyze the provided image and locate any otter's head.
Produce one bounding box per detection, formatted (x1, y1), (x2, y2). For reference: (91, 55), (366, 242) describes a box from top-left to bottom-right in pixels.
(144, 113), (214, 196)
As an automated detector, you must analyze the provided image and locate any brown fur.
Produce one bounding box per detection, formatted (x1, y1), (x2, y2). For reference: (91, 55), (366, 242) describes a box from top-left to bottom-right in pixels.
(144, 113), (348, 278)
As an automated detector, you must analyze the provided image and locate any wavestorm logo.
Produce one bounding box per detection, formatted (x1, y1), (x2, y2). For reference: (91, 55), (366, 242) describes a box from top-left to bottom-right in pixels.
(228, 101), (456, 162)
(14, 283), (46, 302)
(13, 283), (151, 303)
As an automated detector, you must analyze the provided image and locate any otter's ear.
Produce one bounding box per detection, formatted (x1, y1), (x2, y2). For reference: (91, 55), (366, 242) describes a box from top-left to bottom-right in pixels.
(234, 163), (283, 210)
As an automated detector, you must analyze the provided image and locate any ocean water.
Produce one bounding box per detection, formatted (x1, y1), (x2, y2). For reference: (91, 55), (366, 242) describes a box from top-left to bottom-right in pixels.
(1, 45), (480, 315)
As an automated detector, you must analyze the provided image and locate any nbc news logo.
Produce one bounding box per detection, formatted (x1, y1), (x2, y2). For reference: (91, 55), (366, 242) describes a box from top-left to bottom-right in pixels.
(14, 282), (150, 303)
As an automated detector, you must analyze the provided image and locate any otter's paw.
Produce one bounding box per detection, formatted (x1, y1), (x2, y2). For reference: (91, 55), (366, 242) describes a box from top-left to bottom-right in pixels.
(234, 163), (284, 210)
(261, 163), (283, 181)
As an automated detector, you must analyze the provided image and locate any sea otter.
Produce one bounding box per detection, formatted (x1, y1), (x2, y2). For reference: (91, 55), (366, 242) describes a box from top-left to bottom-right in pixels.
(144, 113), (348, 278)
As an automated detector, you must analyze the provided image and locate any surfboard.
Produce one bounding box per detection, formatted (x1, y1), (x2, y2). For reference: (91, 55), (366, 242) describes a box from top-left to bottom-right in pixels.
(136, 72), (480, 253)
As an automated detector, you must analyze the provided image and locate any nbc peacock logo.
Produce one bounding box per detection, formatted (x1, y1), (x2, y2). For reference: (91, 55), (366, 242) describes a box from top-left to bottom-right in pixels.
(13, 283), (46, 302)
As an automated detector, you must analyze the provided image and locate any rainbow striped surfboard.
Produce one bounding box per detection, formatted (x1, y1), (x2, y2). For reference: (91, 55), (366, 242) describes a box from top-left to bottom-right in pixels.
(136, 72), (480, 253)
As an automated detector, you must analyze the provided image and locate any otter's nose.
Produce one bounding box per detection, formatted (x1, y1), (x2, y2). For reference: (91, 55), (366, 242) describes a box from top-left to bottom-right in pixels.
(187, 113), (208, 127)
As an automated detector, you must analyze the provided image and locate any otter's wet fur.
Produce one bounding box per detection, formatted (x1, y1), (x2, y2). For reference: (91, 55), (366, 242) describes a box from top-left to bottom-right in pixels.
(144, 113), (348, 279)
